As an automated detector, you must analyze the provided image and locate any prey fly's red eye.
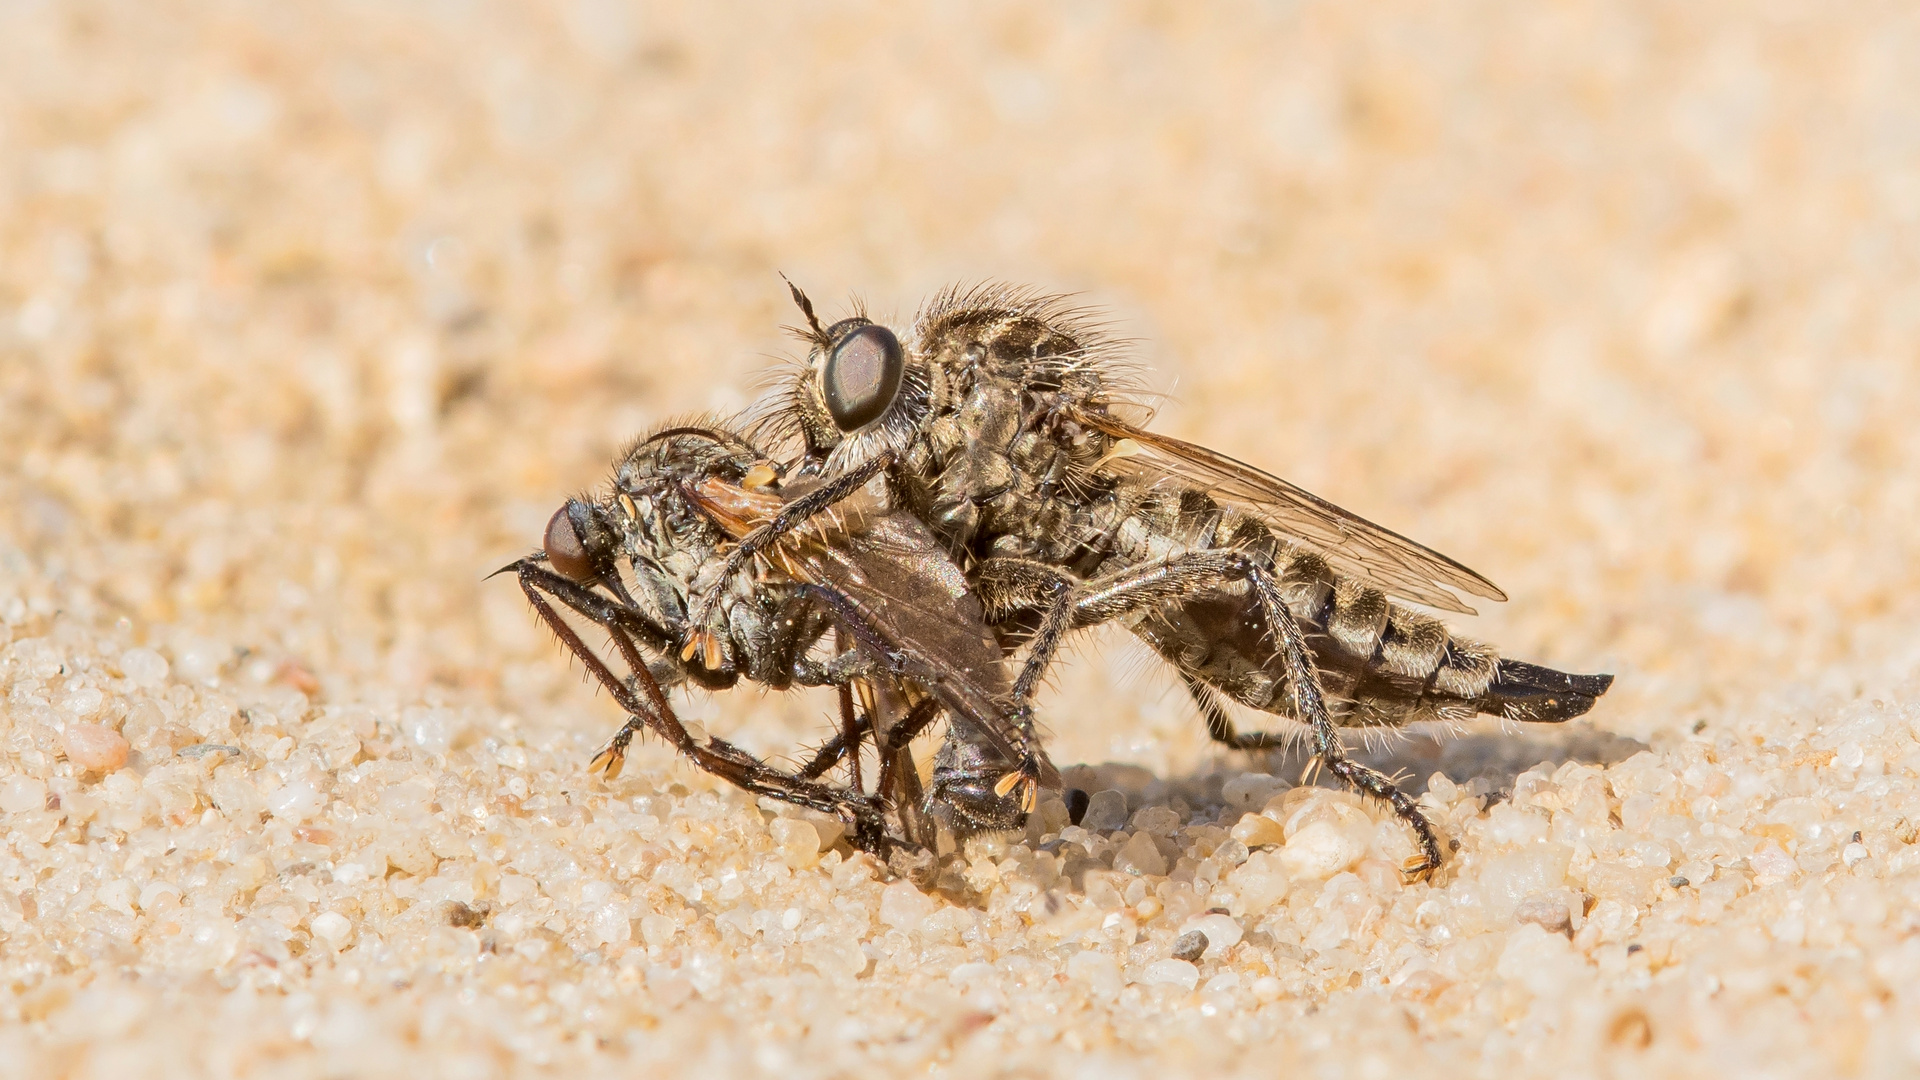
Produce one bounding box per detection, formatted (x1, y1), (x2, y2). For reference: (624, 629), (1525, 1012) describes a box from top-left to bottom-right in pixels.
(544, 501), (597, 582)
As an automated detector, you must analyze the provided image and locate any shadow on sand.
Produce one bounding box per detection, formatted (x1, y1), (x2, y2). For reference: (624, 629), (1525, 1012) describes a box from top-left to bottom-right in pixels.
(1058, 721), (1649, 815)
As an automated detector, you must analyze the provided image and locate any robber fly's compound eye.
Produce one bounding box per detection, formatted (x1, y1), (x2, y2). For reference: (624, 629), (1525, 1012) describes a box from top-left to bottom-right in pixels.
(823, 324), (904, 431)
(544, 499), (602, 583)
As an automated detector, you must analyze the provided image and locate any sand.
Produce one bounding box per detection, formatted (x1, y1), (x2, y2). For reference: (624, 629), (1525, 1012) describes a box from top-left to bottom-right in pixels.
(3, 1), (1919, 1076)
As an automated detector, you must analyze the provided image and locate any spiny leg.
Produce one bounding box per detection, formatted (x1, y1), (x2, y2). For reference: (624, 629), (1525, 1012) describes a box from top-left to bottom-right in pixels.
(873, 695), (943, 849)
(516, 560), (890, 852)
(999, 577), (1072, 805)
(953, 559), (1080, 810)
(1181, 673), (1287, 751)
(683, 452), (893, 654)
(838, 685), (865, 792)
(796, 711), (872, 781)
(976, 551), (1444, 875)
(1238, 561), (1443, 877)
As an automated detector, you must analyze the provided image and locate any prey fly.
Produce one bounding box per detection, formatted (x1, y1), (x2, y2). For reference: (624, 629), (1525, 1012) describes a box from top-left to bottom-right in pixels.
(507, 421), (1053, 854)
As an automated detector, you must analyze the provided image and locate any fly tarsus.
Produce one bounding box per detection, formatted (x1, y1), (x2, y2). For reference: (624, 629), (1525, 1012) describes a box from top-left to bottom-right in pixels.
(1324, 756), (1442, 878)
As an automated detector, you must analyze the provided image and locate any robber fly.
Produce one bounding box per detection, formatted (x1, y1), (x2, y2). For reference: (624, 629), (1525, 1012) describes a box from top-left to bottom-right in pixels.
(703, 282), (1613, 875)
(507, 421), (1054, 854)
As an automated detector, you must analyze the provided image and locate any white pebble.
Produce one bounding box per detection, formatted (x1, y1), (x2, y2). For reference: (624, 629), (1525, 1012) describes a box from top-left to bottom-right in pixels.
(802, 933), (868, 979)
(1066, 951), (1122, 995)
(1221, 773), (1285, 811)
(266, 778), (326, 822)
(589, 903), (631, 945)
(118, 647), (169, 687)
(1114, 830), (1168, 876)
(1202, 971), (1242, 1002)
(640, 914), (678, 949)
(769, 818), (821, 870)
(1230, 812), (1286, 848)
(1278, 820), (1367, 880)
(137, 881), (182, 912)
(401, 706), (453, 755)
(1130, 805), (1182, 835)
(60, 686), (105, 717)
(0, 776), (47, 814)
(1142, 958), (1200, 990)
(1178, 913), (1244, 958)
(310, 911), (352, 946)
(948, 961), (996, 986)
(1750, 841), (1797, 883)
(1225, 851), (1291, 914)
(879, 879), (937, 930)
(169, 636), (226, 682)
(1513, 893), (1574, 936)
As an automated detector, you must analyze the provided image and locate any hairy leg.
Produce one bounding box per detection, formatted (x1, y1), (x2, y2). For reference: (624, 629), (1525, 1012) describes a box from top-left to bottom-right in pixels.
(975, 551), (1444, 875)
(516, 560), (891, 853)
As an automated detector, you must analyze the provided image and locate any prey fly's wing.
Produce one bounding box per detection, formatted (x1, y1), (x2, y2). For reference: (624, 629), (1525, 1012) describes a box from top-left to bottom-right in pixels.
(687, 477), (1057, 786)
(1071, 409), (1507, 615)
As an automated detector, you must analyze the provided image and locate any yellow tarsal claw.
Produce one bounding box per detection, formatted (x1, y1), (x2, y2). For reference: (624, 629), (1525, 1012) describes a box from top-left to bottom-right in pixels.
(993, 771), (1024, 799)
(589, 746), (626, 781)
(680, 630), (724, 668)
(1020, 781), (1039, 814)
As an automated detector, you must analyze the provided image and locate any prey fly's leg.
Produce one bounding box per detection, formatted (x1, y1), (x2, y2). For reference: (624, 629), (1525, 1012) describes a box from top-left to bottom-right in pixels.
(799, 698), (871, 782)
(834, 629), (865, 794)
(516, 560), (891, 853)
(786, 576), (1049, 832)
(681, 453), (894, 660)
(872, 693), (943, 849)
(975, 552), (1445, 875)
(798, 690), (942, 848)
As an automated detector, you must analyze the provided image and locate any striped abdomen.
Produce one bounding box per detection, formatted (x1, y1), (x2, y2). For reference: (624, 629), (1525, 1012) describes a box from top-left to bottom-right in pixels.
(1129, 544), (1611, 730)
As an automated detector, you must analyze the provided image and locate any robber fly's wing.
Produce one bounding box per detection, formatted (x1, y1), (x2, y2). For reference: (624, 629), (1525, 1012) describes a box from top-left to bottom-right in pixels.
(1073, 411), (1506, 615)
(688, 477), (1050, 782)
(798, 512), (1058, 784)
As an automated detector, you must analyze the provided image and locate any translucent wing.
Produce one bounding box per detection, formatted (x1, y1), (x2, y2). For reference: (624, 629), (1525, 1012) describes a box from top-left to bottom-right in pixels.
(687, 477), (1056, 784)
(1073, 410), (1506, 614)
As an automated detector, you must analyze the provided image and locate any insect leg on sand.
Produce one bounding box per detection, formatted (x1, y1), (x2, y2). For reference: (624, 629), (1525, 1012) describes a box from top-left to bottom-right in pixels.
(511, 555), (891, 855)
(972, 551), (1445, 878)
(510, 420), (1056, 858)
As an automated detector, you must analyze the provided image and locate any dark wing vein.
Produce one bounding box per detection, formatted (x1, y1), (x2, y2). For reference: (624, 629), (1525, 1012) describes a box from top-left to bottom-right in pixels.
(780, 503), (1054, 781)
(1075, 412), (1506, 614)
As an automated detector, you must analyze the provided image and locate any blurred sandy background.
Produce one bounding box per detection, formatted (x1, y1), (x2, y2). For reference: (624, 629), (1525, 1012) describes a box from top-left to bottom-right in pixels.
(3, 1), (1919, 1077)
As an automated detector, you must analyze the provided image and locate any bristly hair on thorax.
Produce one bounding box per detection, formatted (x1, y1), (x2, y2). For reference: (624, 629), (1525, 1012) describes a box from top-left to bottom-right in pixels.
(745, 281), (1157, 472)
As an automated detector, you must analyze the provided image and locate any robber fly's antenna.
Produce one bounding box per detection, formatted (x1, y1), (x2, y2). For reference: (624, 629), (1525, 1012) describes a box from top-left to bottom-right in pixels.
(779, 273), (829, 345)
